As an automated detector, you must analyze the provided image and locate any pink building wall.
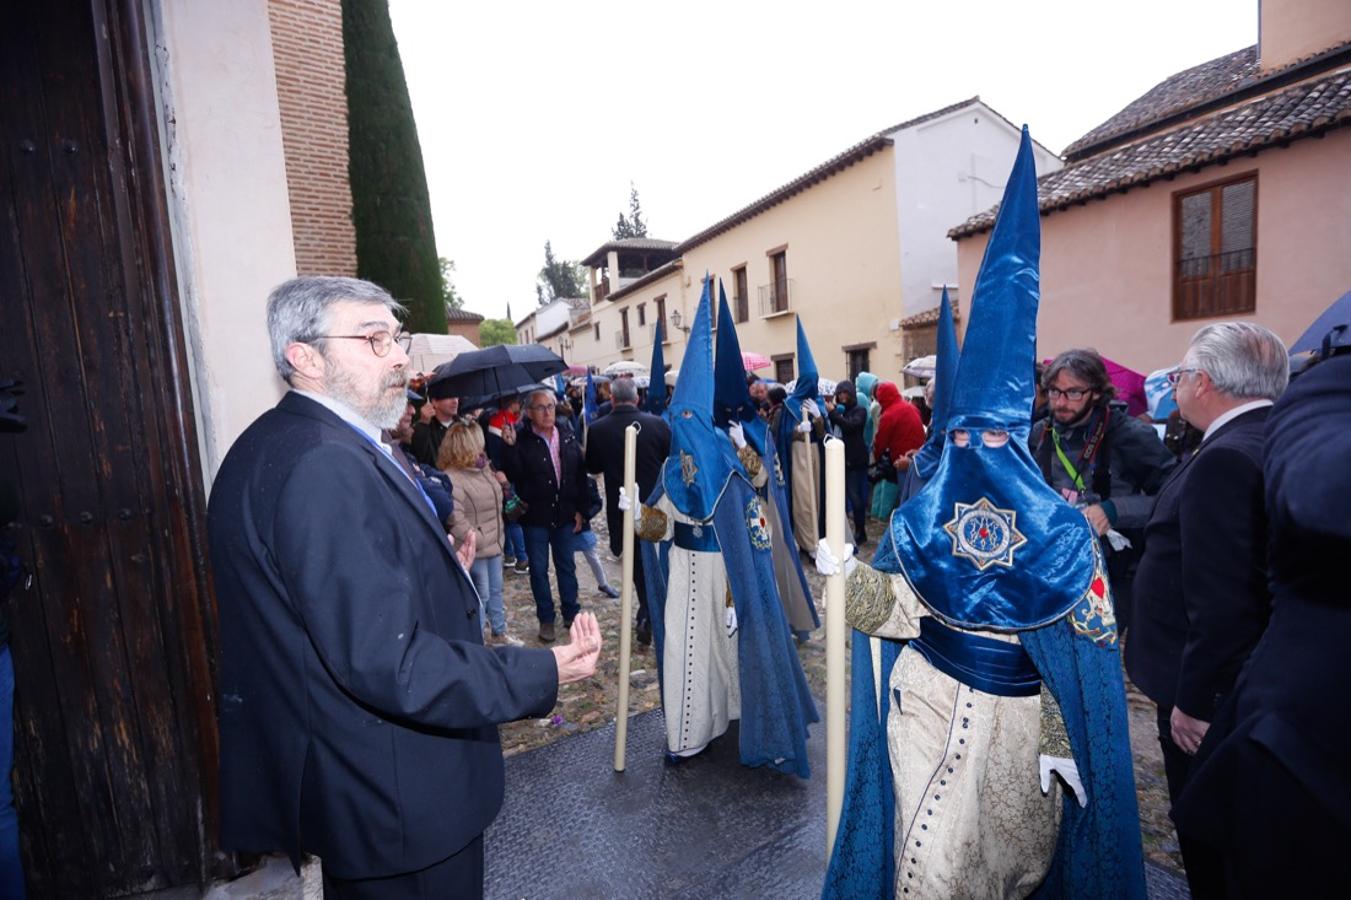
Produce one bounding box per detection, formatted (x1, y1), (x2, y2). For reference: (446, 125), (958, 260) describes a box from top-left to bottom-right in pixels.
(955, 128), (1351, 374)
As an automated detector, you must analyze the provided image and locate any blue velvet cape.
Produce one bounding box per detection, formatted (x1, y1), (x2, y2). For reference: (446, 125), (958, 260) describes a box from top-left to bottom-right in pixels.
(640, 475), (819, 777)
(822, 528), (1146, 899)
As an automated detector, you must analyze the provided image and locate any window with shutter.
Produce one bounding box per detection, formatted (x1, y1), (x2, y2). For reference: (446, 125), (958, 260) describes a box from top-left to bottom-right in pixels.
(1173, 174), (1257, 319)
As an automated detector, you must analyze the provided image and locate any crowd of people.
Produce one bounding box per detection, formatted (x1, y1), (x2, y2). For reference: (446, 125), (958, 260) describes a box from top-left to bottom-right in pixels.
(198, 140), (1347, 897)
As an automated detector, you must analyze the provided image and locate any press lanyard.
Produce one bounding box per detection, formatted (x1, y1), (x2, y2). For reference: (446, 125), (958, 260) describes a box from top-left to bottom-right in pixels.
(347, 424), (440, 519)
(1050, 429), (1087, 491)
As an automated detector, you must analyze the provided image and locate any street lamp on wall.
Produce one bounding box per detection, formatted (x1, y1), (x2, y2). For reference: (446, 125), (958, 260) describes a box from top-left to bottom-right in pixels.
(669, 309), (691, 335)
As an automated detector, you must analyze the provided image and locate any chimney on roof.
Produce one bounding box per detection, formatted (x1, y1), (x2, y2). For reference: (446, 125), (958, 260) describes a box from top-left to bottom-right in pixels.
(1258, 0), (1351, 72)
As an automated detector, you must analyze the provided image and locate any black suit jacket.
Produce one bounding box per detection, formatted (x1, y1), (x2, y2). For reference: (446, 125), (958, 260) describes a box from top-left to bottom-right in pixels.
(208, 392), (558, 878)
(410, 416), (452, 467)
(1126, 406), (1271, 718)
(1174, 355), (1351, 871)
(584, 405), (672, 556)
(499, 422), (588, 529)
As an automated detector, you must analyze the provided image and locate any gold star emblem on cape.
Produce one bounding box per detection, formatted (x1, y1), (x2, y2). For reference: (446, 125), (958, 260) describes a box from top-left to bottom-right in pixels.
(943, 497), (1027, 571)
(679, 450), (699, 486)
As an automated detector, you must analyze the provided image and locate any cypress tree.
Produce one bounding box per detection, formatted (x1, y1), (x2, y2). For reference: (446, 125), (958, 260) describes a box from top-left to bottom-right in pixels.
(342, 0), (448, 333)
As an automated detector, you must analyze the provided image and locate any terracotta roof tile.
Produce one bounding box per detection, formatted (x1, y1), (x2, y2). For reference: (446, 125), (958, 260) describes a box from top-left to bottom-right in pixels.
(445, 307), (485, 322)
(1065, 46), (1260, 158)
(673, 134), (894, 254)
(900, 297), (961, 329)
(581, 238), (679, 268)
(951, 66), (1351, 239)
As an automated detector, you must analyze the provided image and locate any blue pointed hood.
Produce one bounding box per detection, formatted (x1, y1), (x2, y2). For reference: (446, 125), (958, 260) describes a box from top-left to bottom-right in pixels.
(910, 286), (958, 479)
(784, 317), (820, 421)
(713, 280), (770, 454)
(646, 320), (668, 414)
(948, 130), (1041, 435)
(663, 278), (743, 521)
(890, 128), (1098, 631)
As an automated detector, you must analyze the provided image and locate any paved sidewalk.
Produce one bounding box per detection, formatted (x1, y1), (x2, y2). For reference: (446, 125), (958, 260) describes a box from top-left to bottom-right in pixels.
(485, 706), (1193, 900)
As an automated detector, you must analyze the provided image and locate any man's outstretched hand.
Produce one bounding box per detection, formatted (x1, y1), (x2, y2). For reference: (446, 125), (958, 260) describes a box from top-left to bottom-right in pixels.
(551, 611), (602, 684)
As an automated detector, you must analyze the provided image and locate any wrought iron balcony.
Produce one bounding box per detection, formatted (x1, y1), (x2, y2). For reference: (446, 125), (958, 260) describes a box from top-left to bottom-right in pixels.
(757, 278), (794, 317)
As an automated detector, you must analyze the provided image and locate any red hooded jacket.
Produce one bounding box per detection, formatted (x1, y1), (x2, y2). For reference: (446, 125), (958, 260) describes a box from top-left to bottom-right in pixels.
(873, 381), (926, 464)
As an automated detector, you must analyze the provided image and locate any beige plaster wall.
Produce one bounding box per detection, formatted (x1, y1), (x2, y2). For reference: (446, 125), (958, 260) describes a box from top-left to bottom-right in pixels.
(1260, 0), (1351, 71)
(585, 268), (686, 374)
(586, 149), (902, 383)
(955, 128), (1351, 374)
(156, 0), (297, 482)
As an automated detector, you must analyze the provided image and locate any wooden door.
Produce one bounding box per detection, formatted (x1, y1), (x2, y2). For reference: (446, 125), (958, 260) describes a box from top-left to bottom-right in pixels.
(0, 1), (230, 894)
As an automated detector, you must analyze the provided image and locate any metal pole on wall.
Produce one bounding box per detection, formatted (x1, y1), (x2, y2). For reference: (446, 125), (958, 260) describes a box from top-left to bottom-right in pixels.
(824, 436), (847, 855)
(613, 423), (639, 771)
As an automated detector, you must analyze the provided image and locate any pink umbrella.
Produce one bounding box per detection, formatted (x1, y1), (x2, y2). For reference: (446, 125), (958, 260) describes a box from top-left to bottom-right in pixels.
(741, 351), (771, 372)
(1102, 357), (1147, 418)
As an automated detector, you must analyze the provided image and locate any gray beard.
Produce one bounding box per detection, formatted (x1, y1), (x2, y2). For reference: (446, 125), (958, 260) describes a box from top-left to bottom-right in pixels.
(325, 365), (408, 430)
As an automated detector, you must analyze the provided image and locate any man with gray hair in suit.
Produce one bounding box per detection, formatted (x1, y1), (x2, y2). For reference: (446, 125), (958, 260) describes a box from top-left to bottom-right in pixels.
(1127, 321), (1287, 898)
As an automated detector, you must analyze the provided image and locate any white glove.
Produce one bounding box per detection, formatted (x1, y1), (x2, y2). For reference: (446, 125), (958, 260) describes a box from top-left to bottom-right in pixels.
(1039, 755), (1087, 807)
(802, 399), (821, 419)
(618, 486), (632, 512)
(725, 604), (739, 637)
(796, 417), (812, 434)
(728, 422), (747, 449)
(815, 538), (857, 578)
(1105, 529), (1132, 552)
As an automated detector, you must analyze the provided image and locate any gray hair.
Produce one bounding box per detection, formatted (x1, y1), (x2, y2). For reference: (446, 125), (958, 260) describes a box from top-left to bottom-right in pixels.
(1186, 321), (1288, 400)
(266, 277), (405, 383)
(610, 377), (639, 405)
(526, 389), (555, 409)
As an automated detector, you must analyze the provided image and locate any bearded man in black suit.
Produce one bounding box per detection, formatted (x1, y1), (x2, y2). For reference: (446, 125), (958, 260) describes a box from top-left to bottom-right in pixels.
(208, 277), (601, 897)
(1126, 321), (1288, 898)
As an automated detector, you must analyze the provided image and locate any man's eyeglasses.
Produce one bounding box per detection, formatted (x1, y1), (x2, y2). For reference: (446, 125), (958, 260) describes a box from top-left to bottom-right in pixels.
(1046, 387), (1091, 401)
(530, 403), (557, 412)
(312, 330), (411, 358)
(1165, 367), (1201, 386)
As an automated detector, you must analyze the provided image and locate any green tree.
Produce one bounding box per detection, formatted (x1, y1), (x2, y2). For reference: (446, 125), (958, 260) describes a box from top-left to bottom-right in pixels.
(536, 240), (586, 304)
(611, 182), (649, 239)
(439, 257), (463, 311)
(479, 318), (518, 347)
(627, 182), (647, 237)
(342, 0), (447, 333)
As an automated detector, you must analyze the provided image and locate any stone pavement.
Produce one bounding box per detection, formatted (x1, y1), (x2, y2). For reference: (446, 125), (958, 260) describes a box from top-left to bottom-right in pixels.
(485, 705), (1193, 900)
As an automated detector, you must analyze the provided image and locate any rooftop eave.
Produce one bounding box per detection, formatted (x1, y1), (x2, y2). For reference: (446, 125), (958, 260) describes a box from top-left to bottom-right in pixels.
(607, 258), (683, 302)
(950, 80), (1351, 241)
(672, 135), (894, 254)
(1066, 41), (1351, 162)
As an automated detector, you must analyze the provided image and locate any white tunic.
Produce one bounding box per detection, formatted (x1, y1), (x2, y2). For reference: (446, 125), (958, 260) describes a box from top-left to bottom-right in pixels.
(863, 573), (1063, 899)
(652, 493), (740, 757)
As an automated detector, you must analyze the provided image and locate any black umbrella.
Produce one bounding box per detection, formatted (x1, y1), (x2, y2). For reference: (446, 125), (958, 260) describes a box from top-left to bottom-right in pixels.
(426, 344), (566, 400)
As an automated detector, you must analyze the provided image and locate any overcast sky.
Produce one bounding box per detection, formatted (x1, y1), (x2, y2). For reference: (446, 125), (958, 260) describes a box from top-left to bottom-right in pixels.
(388, 0), (1256, 324)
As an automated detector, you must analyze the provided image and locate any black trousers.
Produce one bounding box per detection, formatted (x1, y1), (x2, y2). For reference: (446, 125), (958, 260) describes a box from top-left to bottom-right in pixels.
(322, 834), (484, 899)
(632, 553), (651, 628)
(1155, 707), (1225, 900)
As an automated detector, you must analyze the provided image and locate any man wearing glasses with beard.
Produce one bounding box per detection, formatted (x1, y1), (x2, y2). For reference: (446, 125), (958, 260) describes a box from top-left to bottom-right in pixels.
(208, 277), (600, 897)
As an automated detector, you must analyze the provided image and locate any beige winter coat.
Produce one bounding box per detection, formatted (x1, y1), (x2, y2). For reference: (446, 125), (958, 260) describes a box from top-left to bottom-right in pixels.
(447, 464), (505, 558)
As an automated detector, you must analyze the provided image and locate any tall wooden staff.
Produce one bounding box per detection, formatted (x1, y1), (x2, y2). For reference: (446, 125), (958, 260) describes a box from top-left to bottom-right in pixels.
(613, 423), (639, 771)
(824, 437), (847, 853)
